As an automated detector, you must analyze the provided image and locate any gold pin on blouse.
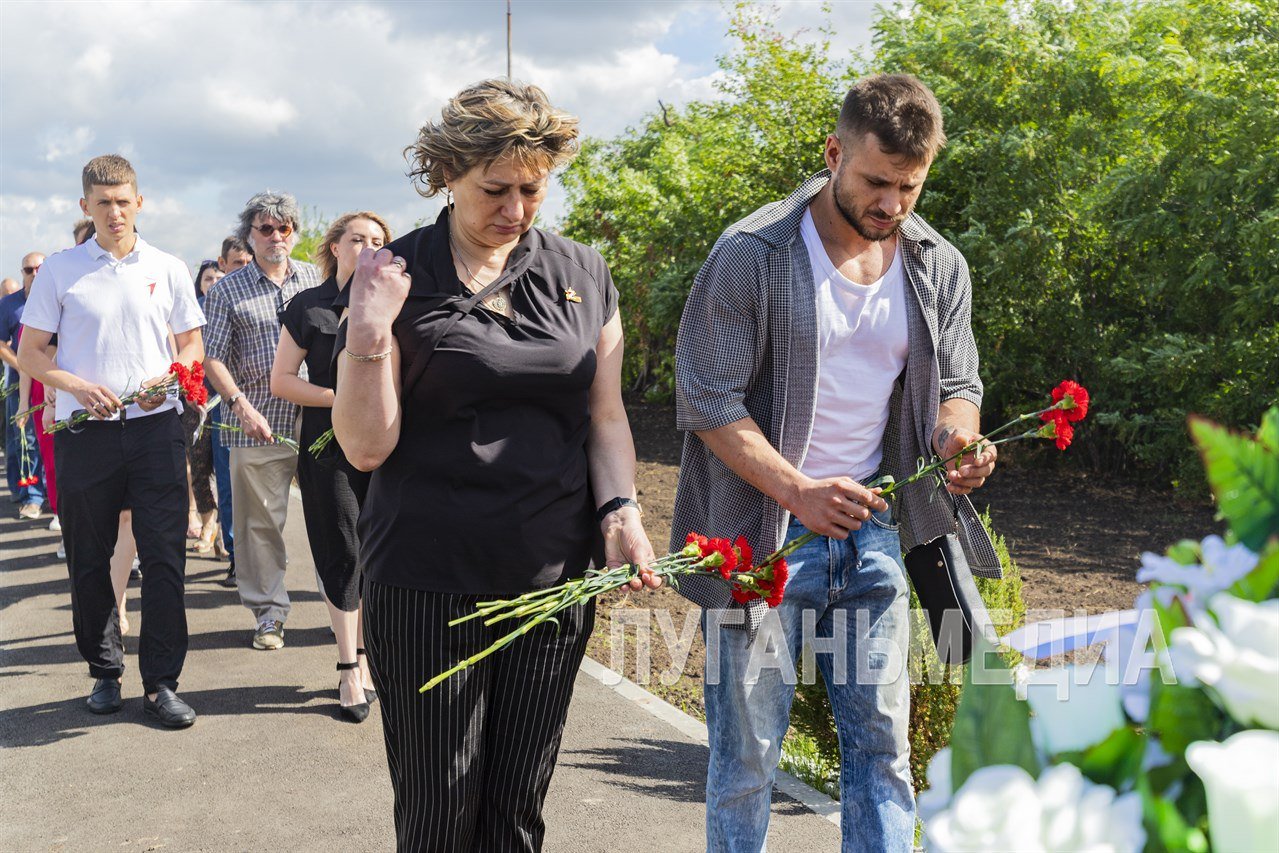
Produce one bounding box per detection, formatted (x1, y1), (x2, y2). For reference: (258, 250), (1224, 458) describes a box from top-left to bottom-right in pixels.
(563, 287), (582, 303)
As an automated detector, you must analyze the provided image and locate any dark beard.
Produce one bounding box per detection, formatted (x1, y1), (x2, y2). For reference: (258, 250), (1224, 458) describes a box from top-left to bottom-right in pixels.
(832, 178), (902, 243)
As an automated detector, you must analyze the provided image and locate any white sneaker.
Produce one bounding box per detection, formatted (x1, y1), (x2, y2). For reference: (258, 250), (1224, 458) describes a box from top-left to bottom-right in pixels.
(48, 516), (61, 532)
(56, 540), (66, 560)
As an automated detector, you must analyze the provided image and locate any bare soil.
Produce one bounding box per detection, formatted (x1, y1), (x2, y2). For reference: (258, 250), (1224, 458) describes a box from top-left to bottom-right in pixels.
(586, 402), (1223, 718)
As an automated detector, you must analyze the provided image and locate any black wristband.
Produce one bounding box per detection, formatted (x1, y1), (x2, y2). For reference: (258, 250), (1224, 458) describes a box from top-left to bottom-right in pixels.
(595, 497), (640, 524)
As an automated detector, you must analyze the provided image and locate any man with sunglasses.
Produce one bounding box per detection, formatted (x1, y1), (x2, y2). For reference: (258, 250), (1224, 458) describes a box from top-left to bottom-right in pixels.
(0, 252), (48, 518)
(203, 191), (320, 650)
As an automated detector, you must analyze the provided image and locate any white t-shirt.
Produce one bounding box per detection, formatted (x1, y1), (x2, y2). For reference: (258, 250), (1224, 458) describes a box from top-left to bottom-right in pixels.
(23, 236), (206, 422)
(798, 207), (909, 482)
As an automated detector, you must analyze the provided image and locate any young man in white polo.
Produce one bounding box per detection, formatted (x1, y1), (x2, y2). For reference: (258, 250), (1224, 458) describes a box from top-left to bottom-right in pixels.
(18, 154), (206, 728)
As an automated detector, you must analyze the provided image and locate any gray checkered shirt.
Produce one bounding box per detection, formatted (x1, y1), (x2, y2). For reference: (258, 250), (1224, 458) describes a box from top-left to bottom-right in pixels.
(203, 258), (320, 447)
(671, 170), (1002, 632)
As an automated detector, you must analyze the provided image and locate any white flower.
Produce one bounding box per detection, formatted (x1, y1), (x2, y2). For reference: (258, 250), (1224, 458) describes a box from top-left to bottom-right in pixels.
(917, 748), (953, 822)
(1024, 664), (1128, 755)
(924, 763), (1144, 852)
(1136, 535), (1257, 607)
(1186, 730), (1279, 853)
(1167, 593), (1279, 729)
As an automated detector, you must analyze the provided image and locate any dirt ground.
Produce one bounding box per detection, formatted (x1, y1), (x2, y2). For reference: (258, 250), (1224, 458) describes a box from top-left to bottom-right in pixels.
(586, 402), (1223, 717)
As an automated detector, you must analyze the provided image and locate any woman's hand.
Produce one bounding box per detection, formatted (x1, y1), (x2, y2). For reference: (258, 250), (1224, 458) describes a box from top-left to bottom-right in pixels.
(348, 248), (411, 354)
(602, 507), (660, 590)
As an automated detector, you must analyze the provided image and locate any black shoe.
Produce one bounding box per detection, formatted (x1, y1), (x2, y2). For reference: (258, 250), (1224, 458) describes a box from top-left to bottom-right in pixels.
(337, 662), (370, 723)
(143, 687), (196, 728)
(87, 677), (123, 714)
(219, 563), (237, 588)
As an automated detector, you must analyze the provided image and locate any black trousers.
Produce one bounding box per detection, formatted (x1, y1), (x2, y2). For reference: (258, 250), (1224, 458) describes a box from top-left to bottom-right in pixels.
(55, 410), (189, 693)
(363, 580), (595, 853)
(296, 448), (369, 611)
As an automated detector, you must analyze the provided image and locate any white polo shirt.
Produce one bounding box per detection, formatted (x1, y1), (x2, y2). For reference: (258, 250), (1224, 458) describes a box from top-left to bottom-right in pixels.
(23, 235), (205, 422)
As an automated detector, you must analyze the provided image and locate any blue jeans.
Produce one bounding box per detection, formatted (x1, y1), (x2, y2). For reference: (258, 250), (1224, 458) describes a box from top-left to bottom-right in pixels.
(703, 509), (914, 852)
(209, 403), (233, 560)
(5, 389), (45, 507)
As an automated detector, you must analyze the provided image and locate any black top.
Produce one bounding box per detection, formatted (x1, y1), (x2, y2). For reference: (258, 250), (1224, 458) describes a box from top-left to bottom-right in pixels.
(335, 208), (618, 595)
(280, 276), (343, 449)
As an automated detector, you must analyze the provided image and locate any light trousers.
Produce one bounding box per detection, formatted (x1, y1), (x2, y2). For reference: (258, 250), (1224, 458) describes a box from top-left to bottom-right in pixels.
(229, 443), (297, 624)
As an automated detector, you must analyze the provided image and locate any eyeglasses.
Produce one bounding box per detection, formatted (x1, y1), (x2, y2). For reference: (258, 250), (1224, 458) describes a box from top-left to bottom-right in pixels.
(254, 223), (294, 238)
(22, 265), (41, 275)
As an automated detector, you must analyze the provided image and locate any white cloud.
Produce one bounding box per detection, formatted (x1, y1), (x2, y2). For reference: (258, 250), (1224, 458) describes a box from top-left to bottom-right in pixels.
(41, 127), (95, 163)
(0, 0), (876, 268)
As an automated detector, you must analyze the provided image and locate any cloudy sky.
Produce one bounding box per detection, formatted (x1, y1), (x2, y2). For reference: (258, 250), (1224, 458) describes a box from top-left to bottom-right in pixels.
(0, 0), (876, 273)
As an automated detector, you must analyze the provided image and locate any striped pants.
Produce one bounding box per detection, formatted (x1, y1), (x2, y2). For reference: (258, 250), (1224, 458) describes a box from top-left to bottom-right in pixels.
(363, 580), (595, 853)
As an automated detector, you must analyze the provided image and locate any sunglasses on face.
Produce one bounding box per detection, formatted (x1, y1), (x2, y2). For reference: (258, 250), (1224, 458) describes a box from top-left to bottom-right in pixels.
(254, 223), (294, 238)
(22, 265), (41, 275)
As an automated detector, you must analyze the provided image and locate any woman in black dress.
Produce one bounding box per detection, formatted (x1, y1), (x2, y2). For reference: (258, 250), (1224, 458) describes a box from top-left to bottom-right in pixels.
(332, 79), (659, 851)
(270, 211), (391, 722)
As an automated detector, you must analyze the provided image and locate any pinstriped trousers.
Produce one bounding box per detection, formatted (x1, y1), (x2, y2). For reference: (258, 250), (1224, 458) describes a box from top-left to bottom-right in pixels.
(363, 580), (595, 853)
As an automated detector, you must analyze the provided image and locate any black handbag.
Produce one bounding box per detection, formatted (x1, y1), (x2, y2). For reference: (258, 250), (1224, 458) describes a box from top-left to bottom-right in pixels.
(905, 533), (997, 665)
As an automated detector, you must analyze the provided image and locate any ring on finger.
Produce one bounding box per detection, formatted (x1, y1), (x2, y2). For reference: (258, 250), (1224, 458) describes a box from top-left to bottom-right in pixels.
(390, 256), (407, 270)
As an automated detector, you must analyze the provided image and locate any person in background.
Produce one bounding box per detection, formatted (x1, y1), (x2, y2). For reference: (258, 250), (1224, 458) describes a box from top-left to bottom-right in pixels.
(271, 211), (390, 722)
(18, 153), (205, 727)
(203, 193), (320, 649)
(1, 278), (19, 297)
(208, 236), (252, 587)
(177, 259), (224, 556)
(72, 218), (95, 247)
(0, 252), (47, 519)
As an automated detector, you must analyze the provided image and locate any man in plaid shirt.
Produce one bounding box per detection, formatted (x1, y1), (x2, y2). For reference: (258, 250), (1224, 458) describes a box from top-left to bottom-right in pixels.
(672, 75), (999, 851)
(204, 191), (320, 651)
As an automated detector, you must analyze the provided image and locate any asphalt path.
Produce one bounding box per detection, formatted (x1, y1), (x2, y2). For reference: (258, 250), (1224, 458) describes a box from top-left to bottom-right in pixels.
(1, 480), (841, 851)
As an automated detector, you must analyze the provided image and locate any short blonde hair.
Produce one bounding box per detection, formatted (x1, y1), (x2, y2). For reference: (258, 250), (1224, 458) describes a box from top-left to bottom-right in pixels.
(405, 79), (580, 198)
(82, 154), (137, 197)
(315, 211), (393, 281)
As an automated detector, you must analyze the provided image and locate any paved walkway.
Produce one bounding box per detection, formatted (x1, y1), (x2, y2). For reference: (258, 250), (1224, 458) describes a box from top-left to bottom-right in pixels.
(0, 481), (840, 851)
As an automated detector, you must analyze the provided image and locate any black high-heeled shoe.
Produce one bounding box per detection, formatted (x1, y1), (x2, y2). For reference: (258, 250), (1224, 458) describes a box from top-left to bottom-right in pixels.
(336, 661), (370, 723)
(357, 648), (376, 705)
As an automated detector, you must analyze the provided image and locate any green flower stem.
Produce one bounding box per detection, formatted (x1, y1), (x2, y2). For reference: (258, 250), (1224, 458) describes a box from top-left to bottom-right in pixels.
(308, 428), (336, 457)
(209, 421), (300, 452)
(757, 418), (1057, 567)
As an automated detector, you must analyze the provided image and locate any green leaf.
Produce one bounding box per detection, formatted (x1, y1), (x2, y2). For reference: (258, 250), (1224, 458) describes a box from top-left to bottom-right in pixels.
(1228, 541), (1279, 602)
(1148, 679), (1223, 759)
(1140, 772), (1210, 853)
(949, 637), (1040, 790)
(1189, 410), (1279, 552)
(1059, 725), (1146, 789)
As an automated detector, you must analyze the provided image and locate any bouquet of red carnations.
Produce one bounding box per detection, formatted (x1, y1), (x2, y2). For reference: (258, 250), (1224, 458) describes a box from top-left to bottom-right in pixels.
(420, 533), (788, 691)
(13, 361), (209, 432)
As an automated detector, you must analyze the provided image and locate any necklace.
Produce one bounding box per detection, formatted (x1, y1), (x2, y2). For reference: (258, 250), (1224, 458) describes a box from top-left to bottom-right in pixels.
(449, 226), (510, 314)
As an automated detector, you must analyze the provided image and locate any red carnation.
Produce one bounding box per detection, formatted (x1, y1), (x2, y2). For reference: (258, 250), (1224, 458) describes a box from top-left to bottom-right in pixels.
(734, 536), (753, 573)
(709, 537), (737, 579)
(686, 532), (710, 553)
(1049, 380), (1089, 422)
(190, 361), (205, 382)
(764, 558), (789, 607)
(1038, 414), (1074, 451)
(731, 587), (755, 604)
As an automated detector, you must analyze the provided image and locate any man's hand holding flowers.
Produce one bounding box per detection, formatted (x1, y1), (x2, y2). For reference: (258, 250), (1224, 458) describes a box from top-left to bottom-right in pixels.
(932, 405), (998, 496)
(786, 475), (888, 540)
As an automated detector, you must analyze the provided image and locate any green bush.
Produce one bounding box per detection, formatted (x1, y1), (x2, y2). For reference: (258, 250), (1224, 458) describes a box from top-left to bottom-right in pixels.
(785, 511), (1025, 795)
(560, 0), (1279, 491)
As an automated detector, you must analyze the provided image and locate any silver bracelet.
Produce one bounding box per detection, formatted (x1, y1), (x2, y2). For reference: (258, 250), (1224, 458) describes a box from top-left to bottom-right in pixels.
(345, 348), (392, 363)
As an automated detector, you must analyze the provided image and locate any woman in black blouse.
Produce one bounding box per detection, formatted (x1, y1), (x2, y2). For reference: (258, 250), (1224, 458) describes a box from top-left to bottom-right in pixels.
(333, 80), (659, 851)
(270, 211), (391, 722)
